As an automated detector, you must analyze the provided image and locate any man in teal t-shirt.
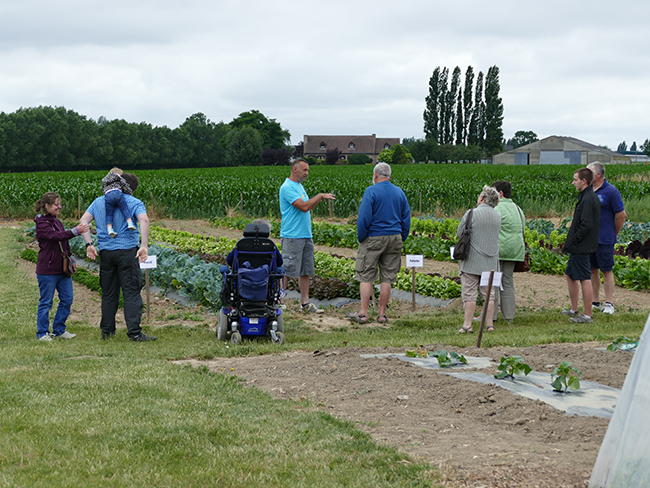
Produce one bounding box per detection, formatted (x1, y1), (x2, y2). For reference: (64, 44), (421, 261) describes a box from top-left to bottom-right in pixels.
(279, 159), (335, 312)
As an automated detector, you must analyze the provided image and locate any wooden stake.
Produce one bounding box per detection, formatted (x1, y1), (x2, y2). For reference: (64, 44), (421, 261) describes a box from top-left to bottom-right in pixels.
(412, 268), (416, 310)
(476, 270), (495, 348)
(145, 268), (150, 320)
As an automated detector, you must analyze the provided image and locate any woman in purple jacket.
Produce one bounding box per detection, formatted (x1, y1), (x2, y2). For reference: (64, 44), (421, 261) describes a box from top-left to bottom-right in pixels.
(34, 192), (88, 341)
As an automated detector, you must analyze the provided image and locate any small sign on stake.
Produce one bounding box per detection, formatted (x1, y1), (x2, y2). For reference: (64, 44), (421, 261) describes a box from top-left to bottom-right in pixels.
(481, 271), (502, 287)
(139, 255), (157, 320)
(406, 255), (424, 310)
(139, 255), (158, 269)
(406, 254), (424, 268)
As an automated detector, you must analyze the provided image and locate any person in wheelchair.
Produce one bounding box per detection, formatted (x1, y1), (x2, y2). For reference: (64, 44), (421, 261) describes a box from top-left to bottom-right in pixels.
(218, 219), (286, 344)
(225, 219), (284, 273)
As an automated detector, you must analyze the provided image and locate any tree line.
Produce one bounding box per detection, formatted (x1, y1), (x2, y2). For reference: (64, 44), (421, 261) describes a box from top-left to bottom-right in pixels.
(415, 65), (504, 161)
(0, 107), (294, 172)
(617, 140), (650, 156)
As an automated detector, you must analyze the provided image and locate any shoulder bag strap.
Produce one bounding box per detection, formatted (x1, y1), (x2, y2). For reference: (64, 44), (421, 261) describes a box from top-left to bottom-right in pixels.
(516, 205), (526, 244)
(49, 221), (69, 256)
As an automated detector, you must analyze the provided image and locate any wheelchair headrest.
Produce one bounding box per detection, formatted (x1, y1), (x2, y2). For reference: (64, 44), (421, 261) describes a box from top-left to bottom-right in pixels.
(243, 222), (270, 238)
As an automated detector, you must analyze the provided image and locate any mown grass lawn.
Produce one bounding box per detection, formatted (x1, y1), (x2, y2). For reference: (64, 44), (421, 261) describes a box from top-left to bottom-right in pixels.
(2, 224), (648, 488)
(0, 227), (437, 488)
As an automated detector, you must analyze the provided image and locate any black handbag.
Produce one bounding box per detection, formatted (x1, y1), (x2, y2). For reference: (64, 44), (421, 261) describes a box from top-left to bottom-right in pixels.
(454, 209), (473, 260)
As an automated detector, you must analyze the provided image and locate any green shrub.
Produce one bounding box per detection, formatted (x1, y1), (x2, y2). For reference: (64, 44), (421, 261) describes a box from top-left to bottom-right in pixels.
(348, 153), (372, 165)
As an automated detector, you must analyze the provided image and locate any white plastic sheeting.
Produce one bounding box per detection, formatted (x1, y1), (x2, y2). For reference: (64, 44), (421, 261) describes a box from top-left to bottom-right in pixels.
(441, 370), (619, 418)
(362, 353), (620, 418)
(590, 312), (650, 487)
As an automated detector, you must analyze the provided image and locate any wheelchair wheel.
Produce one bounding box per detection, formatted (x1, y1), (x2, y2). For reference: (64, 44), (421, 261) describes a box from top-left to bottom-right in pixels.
(216, 310), (228, 340)
(231, 332), (242, 345)
(276, 313), (284, 333)
(272, 331), (285, 345)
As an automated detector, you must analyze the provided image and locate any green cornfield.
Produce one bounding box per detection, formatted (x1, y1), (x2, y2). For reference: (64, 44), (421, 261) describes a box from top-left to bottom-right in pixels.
(2, 164), (649, 220)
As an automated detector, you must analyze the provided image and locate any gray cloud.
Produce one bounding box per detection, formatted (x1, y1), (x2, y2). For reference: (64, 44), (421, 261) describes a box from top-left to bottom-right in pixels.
(1, 0), (649, 149)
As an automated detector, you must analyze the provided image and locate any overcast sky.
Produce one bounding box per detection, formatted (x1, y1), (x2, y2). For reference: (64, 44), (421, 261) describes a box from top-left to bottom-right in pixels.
(1, 1), (648, 150)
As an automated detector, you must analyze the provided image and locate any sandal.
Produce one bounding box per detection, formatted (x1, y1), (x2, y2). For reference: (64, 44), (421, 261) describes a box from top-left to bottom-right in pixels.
(486, 326), (495, 332)
(345, 312), (368, 324)
(377, 314), (388, 324)
(458, 325), (473, 333)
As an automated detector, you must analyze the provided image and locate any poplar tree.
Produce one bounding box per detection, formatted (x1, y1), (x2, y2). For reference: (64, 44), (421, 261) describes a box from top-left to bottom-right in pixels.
(423, 67), (441, 143)
(468, 71), (484, 147)
(423, 64), (504, 156)
(484, 66), (504, 155)
(438, 67), (450, 144)
(449, 67), (461, 145)
(462, 66), (474, 146)
(455, 86), (464, 146)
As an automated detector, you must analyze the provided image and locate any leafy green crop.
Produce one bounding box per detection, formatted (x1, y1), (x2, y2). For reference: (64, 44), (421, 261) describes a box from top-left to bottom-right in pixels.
(430, 349), (468, 368)
(395, 269), (461, 300)
(551, 361), (582, 392)
(607, 336), (639, 351)
(494, 356), (532, 379)
(147, 244), (223, 309)
(206, 216), (650, 291)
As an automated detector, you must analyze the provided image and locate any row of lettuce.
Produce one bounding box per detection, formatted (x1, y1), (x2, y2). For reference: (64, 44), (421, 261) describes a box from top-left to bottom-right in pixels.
(211, 216), (650, 291)
(56, 225), (462, 309)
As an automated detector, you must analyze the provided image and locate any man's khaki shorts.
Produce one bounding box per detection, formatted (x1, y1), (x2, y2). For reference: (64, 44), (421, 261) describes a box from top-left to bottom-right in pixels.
(354, 234), (403, 283)
(460, 272), (496, 303)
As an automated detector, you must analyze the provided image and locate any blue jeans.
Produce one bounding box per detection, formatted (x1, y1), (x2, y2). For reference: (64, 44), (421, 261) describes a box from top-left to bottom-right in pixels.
(37, 274), (74, 338)
(104, 189), (131, 227)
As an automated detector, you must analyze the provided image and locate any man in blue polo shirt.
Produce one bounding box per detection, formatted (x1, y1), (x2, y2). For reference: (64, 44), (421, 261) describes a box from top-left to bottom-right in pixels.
(587, 162), (626, 315)
(79, 173), (156, 341)
(345, 163), (410, 324)
(279, 159), (335, 313)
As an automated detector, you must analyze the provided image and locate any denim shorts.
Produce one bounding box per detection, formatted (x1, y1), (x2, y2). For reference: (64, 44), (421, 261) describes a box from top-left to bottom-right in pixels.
(565, 254), (592, 281)
(590, 244), (615, 272)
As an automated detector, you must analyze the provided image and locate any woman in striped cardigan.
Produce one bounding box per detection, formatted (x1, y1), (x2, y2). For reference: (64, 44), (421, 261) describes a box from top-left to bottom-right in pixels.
(456, 185), (501, 333)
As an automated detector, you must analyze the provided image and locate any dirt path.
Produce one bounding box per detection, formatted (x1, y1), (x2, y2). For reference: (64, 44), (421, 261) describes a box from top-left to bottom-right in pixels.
(176, 342), (629, 488)
(154, 219), (648, 487)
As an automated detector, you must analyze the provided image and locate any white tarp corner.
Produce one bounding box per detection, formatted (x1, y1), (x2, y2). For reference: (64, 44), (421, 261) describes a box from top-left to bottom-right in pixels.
(590, 311), (650, 487)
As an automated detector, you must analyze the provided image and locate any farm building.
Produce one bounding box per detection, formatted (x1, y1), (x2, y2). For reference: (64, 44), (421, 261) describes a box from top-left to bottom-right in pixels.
(493, 136), (632, 165)
(303, 134), (400, 163)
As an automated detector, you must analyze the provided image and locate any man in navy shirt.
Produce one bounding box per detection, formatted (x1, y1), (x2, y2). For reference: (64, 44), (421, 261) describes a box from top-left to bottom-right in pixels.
(587, 162), (626, 315)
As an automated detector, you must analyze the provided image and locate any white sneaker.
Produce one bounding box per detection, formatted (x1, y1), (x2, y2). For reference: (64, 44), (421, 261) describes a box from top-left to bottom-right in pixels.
(602, 303), (615, 315)
(38, 333), (53, 341)
(56, 331), (77, 339)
